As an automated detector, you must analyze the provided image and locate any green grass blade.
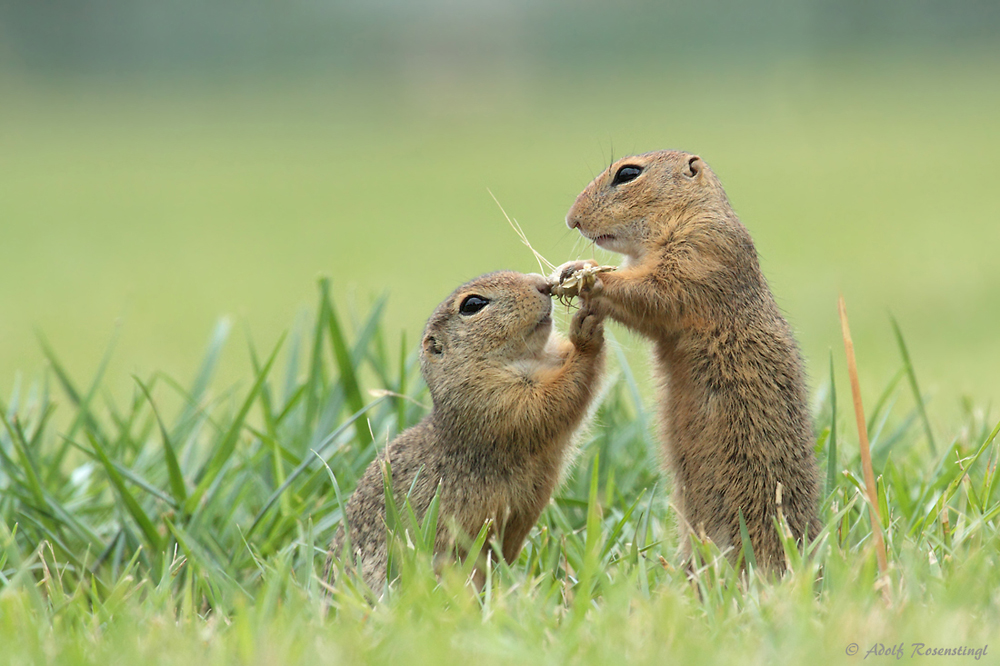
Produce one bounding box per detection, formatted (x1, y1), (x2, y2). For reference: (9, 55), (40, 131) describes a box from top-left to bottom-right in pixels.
(890, 314), (937, 455)
(420, 482), (443, 551)
(876, 475), (890, 531)
(984, 440), (1000, 511)
(865, 368), (904, 442)
(397, 468), (428, 554)
(0, 521), (48, 611)
(25, 401), (56, 457)
(571, 454), (603, 618)
(827, 350), (838, 494)
(134, 376), (187, 506)
(458, 519), (493, 582)
(282, 312), (306, 405)
(609, 331), (646, 424)
(322, 279), (369, 439)
(173, 318), (231, 436)
(164, 518), (248, 603)
(62, 436), (177, 507)
(36, 329), (117, 479)
(396, 331), (408, 433)
(304, 279), (330, 439)
(275, 384), (308, 425)
(34, 332), (78, 410)
(1, 411), (46, 507)
(185, 335), (284, 515)
(600, 488), (645, 561)
(350, 294), (388, 369)
(738, 507), (757, 572)
(943, 417), (1000, 507)
(632, 482), (657, 597)
(87, 432), (163, 554)
(247, 332), (279, 438)
(379, 457), (401, 581)
(243, 396), (387, 541)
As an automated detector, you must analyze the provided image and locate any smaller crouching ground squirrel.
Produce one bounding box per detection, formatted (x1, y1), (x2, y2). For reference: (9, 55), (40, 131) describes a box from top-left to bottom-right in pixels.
(324, 271), (605, 592)
(557, 150), (820, 573)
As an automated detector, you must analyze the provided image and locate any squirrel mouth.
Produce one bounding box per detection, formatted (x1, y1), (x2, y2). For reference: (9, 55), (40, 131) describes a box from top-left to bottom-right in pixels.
(532, 313), (552, 334)
(592, 234), (616, 249)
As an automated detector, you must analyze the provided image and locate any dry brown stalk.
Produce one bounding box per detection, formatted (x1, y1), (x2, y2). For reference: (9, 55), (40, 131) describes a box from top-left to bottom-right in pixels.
(838, 294), (891, 603)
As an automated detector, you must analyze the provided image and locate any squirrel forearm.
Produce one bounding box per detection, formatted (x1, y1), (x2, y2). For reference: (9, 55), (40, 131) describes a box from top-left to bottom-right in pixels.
(595, 266), (685, 336)
(498, 346), (603, 439)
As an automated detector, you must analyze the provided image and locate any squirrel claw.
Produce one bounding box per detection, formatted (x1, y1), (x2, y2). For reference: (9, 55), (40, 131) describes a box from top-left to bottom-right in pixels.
(549, 262), (616, 306)
(569, 305), (605, 353)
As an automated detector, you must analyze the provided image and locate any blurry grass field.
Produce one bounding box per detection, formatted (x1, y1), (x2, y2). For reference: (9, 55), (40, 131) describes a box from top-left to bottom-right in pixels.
(2, 58), (999, 427)
(1, 282), (998, 665)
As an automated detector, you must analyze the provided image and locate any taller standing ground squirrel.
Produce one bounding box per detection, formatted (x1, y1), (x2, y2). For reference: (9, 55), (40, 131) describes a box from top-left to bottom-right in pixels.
(557, 150), (820, 573)
(326, 271), (605, 591)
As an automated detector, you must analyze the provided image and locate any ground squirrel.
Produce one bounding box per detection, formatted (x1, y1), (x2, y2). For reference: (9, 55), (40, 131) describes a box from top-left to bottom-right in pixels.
(325, 271), (605, 591)
(557, 150), (819, 573)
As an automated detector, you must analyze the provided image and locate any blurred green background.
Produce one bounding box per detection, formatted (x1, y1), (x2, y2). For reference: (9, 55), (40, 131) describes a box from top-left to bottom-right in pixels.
(1, 1), (998, 425)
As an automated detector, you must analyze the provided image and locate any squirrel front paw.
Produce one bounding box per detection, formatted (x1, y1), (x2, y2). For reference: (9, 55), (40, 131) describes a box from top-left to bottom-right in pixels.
(551, 260), (598, 285)
(569, 304), (605, 355)
(549, 261), (614, 303)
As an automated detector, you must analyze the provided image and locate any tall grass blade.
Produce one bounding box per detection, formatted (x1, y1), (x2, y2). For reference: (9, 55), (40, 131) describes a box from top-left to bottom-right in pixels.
(572, 454), (603, 618)
(420, 482), (442, 551)
(943, 417), (1000, 507)
(632, 482), (657, 597)
(1, 411), (46, 507)
(601, 490), (645, 562)
(865, 368), (904, 441)
(244, 396), (387, 540)
(396, 332), (408, 434)
(827, 350), (838, 494)
(87, 432), (163, 554)
(134, 377), (187, 506)
(185, 335), (283, 515)
(458, 519), (493, 583)
(36, 328), (117, 478)
(62, 436), (176, 506)
(173, 318), (231, 437)
(610, 332), (646, 423)
(890, 314), (937, 456)
(304, 279), (330, 437)
(737, 507), (757, 572)
(321, 279), (371, 442)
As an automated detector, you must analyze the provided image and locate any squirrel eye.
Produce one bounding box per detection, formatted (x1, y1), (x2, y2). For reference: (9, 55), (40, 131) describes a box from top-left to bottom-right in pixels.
(612, 165), (643, 185)
(459, 295), (489, 315)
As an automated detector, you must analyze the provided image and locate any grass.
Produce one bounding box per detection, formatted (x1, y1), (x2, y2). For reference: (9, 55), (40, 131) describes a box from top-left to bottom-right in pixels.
(2, 282), (999, 665)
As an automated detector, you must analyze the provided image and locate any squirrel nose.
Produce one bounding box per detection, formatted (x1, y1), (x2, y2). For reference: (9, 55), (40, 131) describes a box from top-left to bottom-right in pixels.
(566, 214), (580, 230)
(527, 274), (551, 296)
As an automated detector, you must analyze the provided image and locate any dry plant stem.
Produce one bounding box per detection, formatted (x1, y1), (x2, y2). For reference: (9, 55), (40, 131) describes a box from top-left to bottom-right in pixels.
(838, 295), (891, 601)
(488, 188), (556, 276)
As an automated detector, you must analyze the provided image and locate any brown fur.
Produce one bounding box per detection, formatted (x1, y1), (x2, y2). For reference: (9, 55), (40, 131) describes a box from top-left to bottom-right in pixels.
(558, 150), (819, 573)
(325, 271), (605, 591)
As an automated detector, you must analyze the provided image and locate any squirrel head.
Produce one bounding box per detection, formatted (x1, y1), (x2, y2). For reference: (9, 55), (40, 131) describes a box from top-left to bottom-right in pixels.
(566, 150), (732, 261)
(420, 271), (553, 405)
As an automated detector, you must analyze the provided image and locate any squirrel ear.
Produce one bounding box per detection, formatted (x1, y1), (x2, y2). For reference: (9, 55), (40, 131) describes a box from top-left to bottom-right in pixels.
(683, 156), (704, 180)
(423, 335), (444, 356)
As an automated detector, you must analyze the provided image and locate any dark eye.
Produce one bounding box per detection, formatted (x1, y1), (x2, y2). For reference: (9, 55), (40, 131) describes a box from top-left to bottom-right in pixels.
(459, 295), (489, 315)
(612, 165), (643, 185)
